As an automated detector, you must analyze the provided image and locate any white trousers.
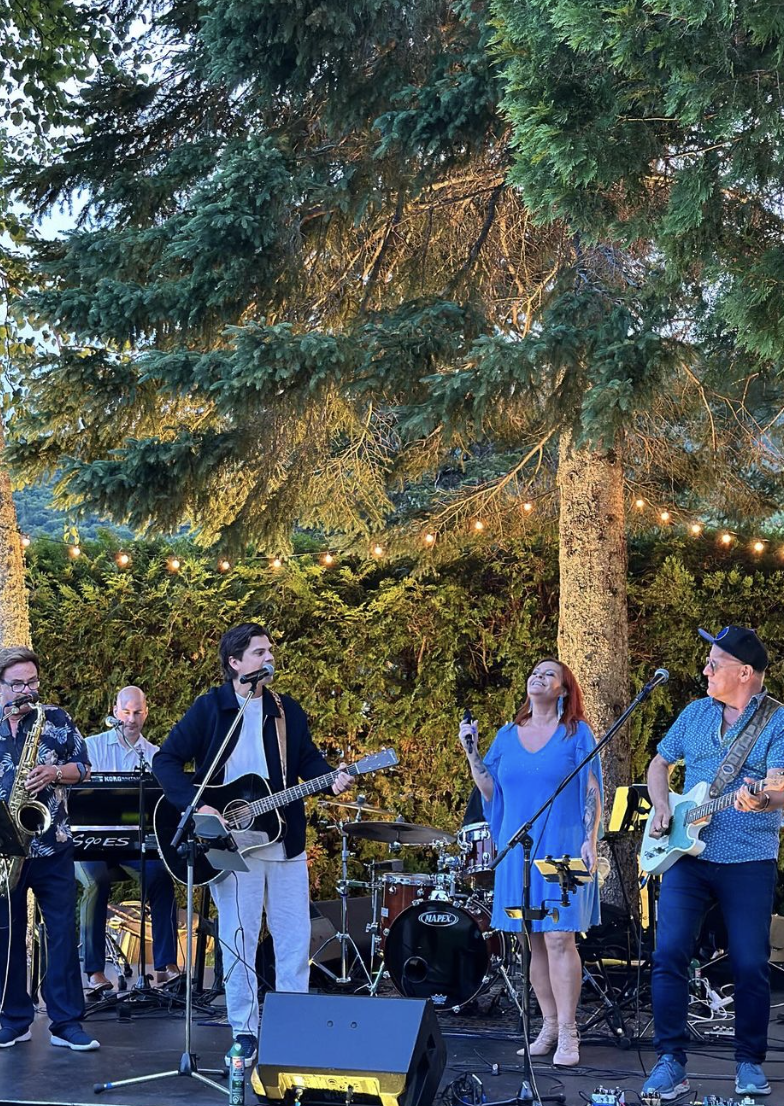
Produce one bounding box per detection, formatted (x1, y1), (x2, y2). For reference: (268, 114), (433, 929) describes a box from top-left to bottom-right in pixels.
(210, 853), (310, 1037)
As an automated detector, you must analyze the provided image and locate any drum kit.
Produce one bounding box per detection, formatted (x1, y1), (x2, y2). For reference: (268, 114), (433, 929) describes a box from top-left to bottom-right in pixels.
(315, 799), (512, 1013)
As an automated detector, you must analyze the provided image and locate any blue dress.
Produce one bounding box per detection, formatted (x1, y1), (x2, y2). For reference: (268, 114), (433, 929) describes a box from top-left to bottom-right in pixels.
(482, 720), (603, 934)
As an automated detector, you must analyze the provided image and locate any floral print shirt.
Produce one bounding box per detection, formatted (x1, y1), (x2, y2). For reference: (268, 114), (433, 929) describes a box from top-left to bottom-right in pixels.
(0, 704), (90, 856)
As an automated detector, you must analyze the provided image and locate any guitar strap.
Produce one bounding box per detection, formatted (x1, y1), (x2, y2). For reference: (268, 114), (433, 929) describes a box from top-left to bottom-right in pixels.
(708, 693), (784, 799)
(269, 689), (288, 784)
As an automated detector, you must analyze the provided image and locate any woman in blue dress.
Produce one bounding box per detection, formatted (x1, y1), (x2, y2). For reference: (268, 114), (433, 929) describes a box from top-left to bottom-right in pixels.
(459, 657), (602, 1067)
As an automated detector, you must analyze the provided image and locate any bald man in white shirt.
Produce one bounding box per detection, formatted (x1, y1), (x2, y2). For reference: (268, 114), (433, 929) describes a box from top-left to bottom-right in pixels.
(75, 687), (180, 991)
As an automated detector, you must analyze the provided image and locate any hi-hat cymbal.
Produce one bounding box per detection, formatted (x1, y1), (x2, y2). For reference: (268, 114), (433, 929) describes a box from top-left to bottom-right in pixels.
(344, 821), (456, 845)
(318, 799), (392, 815)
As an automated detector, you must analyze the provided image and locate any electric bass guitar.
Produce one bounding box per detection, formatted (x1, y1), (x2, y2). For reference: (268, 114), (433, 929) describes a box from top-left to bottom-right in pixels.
(154, 747), (399, 886)
(639, 769), (784, 876)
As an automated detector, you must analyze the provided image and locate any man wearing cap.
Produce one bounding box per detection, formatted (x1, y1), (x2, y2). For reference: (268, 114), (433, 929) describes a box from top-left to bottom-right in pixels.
(643, 626), (784, 1100)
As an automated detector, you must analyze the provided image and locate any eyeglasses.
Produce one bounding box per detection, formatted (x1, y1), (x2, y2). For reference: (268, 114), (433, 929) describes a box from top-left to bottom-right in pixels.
(705, 657), (746, 675)
(1, 677), (40, 693)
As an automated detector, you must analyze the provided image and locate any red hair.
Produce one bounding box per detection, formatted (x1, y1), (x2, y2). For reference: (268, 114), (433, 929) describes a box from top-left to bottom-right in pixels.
(513, 657), (589, 737)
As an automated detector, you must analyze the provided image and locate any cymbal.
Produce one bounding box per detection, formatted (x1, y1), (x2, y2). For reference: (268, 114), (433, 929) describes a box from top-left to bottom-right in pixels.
(344, 821), (456, 846)
(318, 799), (392, 816)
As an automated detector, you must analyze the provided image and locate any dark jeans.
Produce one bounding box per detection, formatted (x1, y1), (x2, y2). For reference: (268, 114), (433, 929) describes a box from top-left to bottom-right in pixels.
(76, 858), (178, 974)
(652, 855), (776, 1065)
(0, 848), (86, 1035)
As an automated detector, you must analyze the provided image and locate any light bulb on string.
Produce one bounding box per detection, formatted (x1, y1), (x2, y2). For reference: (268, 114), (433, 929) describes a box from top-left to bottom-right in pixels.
(68, 544), (81, 559)
(270, 556), (283, 570)
(634, 498), (645, 510)
(166, 555), (181, 572)
(472, 519), (485, 532)
(522, 502), (533, 514)
(320, 552), (334, 566)
(371, 543), (384, 558)
(659, 510), (671, 524)
(720, 532), (733, 547)
(217, 558), (231, 573)
(423, 532), (436, 546)
(20, 534), (31, 549)
(115, 551), (130, 569)
(752, 540), (765, 555)
(689, 523), (702, 536)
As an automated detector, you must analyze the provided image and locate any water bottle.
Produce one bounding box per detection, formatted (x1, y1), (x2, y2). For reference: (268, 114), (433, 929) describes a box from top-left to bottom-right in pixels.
(228, 1041), (245, 1106)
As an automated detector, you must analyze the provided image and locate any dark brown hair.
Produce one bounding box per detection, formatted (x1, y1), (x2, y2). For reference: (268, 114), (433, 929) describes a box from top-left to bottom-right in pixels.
(0, 646), (39, 682)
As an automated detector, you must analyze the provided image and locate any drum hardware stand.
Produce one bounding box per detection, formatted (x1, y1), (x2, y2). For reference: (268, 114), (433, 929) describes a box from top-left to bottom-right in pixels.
(491, 670), (667, 1106)
(94, 678), (260, 1098)
(310, 812), (373, 989)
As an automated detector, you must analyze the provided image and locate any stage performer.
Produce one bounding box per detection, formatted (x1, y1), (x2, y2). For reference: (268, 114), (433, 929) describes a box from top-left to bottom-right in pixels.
(642, 626), (784, 1100)
(0, 646), (100, 1052)
(75, 685), (180, 993)
(153, 622), (352, 1069)
(459, 657), (602, 1067)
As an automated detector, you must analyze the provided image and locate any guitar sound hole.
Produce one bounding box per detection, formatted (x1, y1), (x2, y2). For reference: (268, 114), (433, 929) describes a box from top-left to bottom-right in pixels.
(224, 800), (254, 831)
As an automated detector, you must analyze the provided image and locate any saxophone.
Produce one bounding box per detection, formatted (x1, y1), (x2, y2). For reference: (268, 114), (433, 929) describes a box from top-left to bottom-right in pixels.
(0, 700), (52, 895)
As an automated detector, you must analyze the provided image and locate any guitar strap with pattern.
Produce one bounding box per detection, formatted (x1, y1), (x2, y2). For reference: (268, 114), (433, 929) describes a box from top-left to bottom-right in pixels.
(269, 688), (288, 783)
(708, 693), (784, 799)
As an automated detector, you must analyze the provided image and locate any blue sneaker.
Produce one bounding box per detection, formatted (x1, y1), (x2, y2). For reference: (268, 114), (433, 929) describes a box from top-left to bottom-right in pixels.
(50, 1025), (100, 1051)
(736, 1063), (771, 1096)
(224, 1033), (257, 1069)
(642, 1055), (689, 1100)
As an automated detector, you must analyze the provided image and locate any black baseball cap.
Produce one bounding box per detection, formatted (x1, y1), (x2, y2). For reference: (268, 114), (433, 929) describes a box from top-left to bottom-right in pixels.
(698, 625), (769, 671)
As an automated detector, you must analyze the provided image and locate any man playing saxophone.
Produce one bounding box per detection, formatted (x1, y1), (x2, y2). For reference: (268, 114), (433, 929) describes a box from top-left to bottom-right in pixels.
(0, 646), (99, 1052)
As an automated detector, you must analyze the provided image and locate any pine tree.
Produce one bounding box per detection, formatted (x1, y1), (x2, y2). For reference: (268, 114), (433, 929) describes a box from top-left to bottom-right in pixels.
(7, 1), (784, 847)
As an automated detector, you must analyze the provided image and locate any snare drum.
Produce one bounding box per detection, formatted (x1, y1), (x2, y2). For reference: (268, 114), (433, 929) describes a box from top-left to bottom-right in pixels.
(458, 821), (496, 888)
(379, 873), (434, 949)
(384, 896), (505, 1010)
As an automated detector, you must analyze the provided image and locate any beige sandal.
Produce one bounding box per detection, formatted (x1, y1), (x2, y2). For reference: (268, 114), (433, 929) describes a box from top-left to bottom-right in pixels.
(518, 1016), (558, 1057)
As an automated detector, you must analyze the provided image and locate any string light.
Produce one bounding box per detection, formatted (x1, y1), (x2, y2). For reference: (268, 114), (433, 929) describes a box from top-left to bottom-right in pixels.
(115, 551), (130, 568)
(634, 498), (645, 510)
(752, 540), (765, 555)
(472, 519), (485, 532)
(659, 510), (671, 524)
(270, 556), (283, 570)
(166, 555), (181, 572)
(522, 502), (533, 514)
(720, 532), (733, 546)
(423, 532), (436, 546)
(217, 558), (231, 573)
(320, 552), (334, 566)
(20, 534), (31, 549)
(371, 543), (384, 558)
(689, 523), (702, 536)
(68, 544), (81, 559)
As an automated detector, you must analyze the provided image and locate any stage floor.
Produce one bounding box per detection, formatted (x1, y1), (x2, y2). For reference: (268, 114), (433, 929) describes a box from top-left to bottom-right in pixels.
(3, 982), (784, 1106)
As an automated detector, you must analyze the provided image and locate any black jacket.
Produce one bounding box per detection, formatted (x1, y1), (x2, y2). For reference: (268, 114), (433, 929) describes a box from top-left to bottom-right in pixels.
(153, 681), (332, 857)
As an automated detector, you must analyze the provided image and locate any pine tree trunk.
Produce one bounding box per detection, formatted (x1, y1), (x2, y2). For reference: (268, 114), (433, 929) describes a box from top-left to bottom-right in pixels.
(0, 421), (31, 646)
(556, 431), (636, 909)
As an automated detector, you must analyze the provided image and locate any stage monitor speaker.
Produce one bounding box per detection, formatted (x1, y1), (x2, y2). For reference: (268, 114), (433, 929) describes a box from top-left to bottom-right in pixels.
(250, 993), (446, 1106)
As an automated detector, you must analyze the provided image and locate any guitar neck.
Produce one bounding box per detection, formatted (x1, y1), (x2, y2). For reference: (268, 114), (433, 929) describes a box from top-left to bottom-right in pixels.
(686, 778), (767, 824)
(248, 763), (359, 818)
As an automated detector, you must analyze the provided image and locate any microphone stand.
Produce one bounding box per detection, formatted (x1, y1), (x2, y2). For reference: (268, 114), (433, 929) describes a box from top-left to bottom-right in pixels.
(95, 677), (264, 1098)
(491, 676), (666, 1106)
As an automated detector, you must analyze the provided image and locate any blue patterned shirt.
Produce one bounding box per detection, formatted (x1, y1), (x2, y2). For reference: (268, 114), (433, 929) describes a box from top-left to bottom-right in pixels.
(0, 704), (90, 857)
(657, 691), (784, 863)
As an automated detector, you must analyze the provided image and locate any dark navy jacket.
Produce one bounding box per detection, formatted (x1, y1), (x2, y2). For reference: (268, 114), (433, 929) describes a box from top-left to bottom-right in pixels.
(153, 681), (332, 858)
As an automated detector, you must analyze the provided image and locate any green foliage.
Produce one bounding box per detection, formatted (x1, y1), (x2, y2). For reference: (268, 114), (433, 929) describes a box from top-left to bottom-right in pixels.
(25, 530), (784, 891)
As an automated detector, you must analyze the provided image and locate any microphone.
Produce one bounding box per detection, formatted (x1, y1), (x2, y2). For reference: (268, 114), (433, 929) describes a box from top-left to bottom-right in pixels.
(106, 714), (123, 730)
(643, 668), (669, 694)
(239, 661), (275, 685)
(5, 692), (39, 715)
(462, 707), (474, 754)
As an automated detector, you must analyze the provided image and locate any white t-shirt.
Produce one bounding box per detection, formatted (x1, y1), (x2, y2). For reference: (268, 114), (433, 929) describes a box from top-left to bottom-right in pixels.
(225, 693), (287, 860)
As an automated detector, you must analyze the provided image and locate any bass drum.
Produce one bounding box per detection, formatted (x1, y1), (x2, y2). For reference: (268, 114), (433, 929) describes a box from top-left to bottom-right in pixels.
(384, 897), (505, 1010)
